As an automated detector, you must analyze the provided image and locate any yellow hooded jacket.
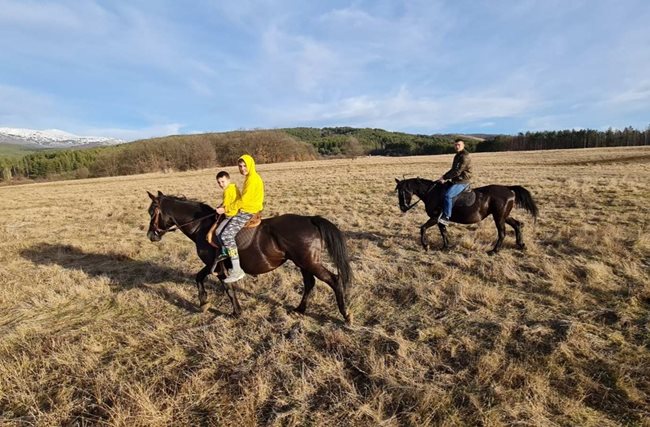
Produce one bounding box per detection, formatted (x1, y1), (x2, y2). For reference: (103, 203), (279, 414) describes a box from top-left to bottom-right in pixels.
(221, 183), (241, 217)
(236, 154), (264, 214)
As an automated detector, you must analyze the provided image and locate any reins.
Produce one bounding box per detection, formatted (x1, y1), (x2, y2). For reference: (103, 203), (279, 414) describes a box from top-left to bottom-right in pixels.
(151, 204), (215, 234)
(402, 197), (422, 211)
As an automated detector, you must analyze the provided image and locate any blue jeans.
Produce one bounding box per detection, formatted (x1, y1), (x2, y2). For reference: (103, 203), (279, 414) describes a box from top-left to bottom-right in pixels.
(443, 184), (468, 218)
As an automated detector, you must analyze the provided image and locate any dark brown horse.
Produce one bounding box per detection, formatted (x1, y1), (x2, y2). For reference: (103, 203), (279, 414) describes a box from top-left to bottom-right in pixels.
(395, 178), (538, 254)
(146, 191), (352, 323)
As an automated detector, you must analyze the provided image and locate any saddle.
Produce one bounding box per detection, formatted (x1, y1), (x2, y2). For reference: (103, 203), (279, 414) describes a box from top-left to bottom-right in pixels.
(206, 212), (262, 249)
(441, 184), (476, 207)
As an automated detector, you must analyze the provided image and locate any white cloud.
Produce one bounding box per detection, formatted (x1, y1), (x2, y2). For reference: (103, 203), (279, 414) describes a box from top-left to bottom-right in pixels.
(262, 86), (535, 131)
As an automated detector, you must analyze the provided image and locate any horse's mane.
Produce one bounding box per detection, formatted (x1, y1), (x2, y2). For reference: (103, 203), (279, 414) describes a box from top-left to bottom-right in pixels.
(401, 177), (437, 189)
(163, 194), (216, 213)
(409, 177), (436, 185)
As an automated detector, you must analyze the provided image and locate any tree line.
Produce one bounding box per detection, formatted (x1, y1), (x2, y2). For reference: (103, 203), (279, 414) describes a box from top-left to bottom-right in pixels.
(474, 127), (650, 152)
(1, 130), (316, 182)
(1, 126), (648, 183)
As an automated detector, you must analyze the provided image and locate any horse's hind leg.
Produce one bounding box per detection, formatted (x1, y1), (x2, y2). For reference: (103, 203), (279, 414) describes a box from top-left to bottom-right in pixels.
(488, 215), (507, 255)
(195, 265), (211, 311)
(312, 265), (350, 324)
(294, 269), (316, 314)
(505, 217), (525, 249)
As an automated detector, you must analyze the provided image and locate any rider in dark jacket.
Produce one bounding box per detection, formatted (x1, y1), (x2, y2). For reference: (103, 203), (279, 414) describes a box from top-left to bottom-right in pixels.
(436, 138), (472, 225)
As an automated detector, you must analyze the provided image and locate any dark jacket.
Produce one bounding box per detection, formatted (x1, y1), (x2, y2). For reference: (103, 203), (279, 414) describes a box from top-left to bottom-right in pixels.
(443, 149), (472, 184)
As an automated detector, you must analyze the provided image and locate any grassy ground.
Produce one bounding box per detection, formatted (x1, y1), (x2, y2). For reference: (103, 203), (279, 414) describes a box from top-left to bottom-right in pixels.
(1, 146), (649, 426)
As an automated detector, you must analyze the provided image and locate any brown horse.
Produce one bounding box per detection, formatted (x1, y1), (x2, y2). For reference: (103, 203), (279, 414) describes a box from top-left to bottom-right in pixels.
(146, 191), (352, 323)
(395, 178), (538, 254)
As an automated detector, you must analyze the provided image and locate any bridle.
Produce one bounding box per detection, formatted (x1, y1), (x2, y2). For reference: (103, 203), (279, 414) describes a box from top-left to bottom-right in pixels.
(400, 189), (423, 211)
(398, 180), (438, 212)
(150, 201), (215, 236)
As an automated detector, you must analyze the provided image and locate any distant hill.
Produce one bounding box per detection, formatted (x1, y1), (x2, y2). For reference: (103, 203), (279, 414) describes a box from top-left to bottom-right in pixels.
(0, 127), (124, 149)
(0, 142), (40, 158)
(1, 126), (647, 184)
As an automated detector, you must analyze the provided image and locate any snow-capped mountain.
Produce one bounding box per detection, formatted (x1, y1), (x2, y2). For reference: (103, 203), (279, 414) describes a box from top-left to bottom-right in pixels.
(0, 127), (124, 148)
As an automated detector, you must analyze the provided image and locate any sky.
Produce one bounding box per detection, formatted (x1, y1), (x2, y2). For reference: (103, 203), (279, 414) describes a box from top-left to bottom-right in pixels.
(1, 0), (649, 141)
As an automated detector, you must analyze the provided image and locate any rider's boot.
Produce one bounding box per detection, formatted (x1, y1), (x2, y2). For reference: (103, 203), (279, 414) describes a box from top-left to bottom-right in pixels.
(224, 248), (246, 283)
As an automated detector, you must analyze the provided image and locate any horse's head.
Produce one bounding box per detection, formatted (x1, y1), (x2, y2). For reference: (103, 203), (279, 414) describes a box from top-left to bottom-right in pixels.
(146, 191), (176, 242)
(394, 178), (414, 213)
(395, 177), (439, 213)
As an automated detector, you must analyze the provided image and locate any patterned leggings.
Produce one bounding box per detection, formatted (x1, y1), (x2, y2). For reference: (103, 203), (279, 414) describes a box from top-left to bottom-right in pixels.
(219, 212), (253, 250)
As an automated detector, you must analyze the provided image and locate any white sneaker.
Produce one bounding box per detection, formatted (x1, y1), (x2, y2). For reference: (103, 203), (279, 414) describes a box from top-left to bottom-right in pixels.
(438, 212), (450, 225)
(224, 268), (246, 283)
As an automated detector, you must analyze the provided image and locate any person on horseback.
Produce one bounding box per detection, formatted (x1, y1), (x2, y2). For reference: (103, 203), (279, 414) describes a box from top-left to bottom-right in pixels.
(436, 138), (472, 225)
(213, 171), (241, 263)
(219, 154), (264, 283)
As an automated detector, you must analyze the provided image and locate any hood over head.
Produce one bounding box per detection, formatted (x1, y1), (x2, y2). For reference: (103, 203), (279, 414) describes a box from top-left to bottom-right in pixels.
(238, 154), (257, 175)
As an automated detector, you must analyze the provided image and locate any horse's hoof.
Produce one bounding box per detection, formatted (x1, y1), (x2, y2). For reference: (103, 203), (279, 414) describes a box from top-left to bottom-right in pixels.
(199, 302), (211, 312)
(423, 245), (429, 252)
(487, 250), (498, 256)
(290, 307), (305, 317)
(345, 312), (354, 325)
(518, 244), (527, 251)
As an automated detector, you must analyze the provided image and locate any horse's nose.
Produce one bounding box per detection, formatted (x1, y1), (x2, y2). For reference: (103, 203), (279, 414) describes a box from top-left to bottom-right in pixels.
(147, 231), (160, 242)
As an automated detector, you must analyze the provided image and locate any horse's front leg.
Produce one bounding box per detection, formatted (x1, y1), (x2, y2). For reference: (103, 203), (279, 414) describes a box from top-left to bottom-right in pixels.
(216, 267), (242, 317)
(195, 265), (211, 311)
(438, 223), (450, 250)
(420, 217), (438, 251)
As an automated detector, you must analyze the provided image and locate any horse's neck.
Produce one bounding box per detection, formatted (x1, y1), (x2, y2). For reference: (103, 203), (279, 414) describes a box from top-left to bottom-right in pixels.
(165, 200), (206, 238)
(413, 180), (435, 198)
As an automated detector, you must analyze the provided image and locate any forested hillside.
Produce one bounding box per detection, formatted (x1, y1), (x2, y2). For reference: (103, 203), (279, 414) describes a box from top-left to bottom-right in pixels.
(1, 126), (648, 183)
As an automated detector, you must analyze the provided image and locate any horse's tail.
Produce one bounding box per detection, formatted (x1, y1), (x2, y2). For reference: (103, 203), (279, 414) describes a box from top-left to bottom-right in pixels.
(508, 185), (539, 220)
(311, 216), (352, 298)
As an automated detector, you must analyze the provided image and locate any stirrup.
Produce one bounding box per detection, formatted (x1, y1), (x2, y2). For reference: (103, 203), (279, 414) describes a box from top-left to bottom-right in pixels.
(210, 250), (229, 273)
(214, 252), (229, 263)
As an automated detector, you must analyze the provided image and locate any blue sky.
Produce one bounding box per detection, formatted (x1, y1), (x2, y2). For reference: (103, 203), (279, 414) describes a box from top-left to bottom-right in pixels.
(1, 0), (649, 140)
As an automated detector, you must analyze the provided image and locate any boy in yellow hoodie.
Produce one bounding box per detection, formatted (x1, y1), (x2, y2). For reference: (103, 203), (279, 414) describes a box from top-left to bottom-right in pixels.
(221, 154), (264, 283)
(213, 171), (241, 265)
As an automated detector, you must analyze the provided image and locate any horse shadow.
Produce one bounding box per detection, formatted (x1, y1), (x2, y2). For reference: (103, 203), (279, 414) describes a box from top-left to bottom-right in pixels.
(20, 243), (204, 313)
(19, 243), (341, 323)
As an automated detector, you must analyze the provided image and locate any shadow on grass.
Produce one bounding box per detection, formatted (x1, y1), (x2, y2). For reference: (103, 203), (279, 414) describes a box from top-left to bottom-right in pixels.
(344, 230), (413, 242)
(20, 243), (204, 313)
(19, 243), (340, 323)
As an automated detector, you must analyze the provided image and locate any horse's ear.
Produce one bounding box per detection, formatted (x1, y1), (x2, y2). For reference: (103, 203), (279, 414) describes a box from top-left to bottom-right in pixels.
(147, 191), (156, 201)
(395, 178), (400, 184)
(157, 190), (164, 197)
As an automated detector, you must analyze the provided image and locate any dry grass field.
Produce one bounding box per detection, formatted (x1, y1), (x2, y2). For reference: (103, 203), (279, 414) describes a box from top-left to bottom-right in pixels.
(1, 146), (649, 426)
